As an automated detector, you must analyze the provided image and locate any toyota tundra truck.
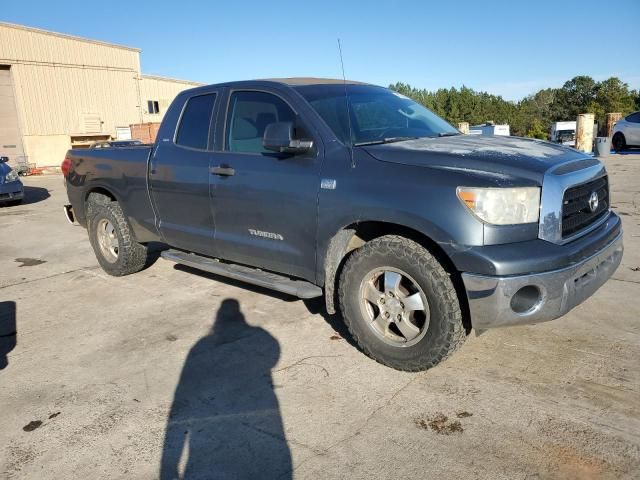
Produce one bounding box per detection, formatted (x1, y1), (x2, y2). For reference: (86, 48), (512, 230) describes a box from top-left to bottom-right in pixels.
(62, 78), (623, 371)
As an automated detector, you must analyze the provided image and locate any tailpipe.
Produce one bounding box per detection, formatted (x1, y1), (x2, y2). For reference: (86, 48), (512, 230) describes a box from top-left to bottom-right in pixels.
(63, 204), (77, 224)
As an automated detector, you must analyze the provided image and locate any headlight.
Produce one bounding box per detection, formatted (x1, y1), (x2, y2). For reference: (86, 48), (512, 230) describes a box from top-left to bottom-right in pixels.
(5, 170), (19, 182)
(457, 186), (540, 225)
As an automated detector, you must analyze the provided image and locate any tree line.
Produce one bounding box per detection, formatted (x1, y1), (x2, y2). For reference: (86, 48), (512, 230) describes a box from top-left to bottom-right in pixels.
(389, 76), (640, 139)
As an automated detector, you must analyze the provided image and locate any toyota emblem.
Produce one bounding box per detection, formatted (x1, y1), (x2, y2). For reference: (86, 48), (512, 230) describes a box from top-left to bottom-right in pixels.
(588, 191), (599, 213)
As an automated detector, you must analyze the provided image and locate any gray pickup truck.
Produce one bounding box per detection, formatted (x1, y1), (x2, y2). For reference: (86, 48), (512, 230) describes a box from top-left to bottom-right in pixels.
(62, 78), (623, 371)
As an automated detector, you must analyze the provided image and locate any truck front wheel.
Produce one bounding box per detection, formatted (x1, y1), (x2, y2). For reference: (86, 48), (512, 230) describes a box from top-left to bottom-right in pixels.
(88, 200), (148, 276)
(338, 235), (466, 371)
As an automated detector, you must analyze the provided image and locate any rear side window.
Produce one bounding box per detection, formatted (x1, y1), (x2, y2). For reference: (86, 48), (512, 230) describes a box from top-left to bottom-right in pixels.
(226, 91), (296, 153)
(175, 93), (216, 150)
(626, 112), (640, 123)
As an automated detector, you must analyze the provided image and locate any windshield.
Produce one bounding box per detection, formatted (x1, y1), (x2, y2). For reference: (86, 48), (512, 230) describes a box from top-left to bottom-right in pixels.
(296, 84), (459, 146)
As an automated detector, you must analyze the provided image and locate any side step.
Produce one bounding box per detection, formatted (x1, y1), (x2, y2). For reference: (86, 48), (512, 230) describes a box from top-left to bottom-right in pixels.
(161, 249), (323, 299)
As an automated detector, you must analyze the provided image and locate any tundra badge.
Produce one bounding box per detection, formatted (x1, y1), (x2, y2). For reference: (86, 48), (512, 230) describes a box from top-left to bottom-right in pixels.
(248, 229), (284, 241)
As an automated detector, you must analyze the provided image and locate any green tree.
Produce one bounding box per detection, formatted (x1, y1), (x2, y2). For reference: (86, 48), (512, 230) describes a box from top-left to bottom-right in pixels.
(526, 118), (548, 139)
(389, 75), (638, 139)
(551, 75), (598, 120)
(593, 77), (638, 130)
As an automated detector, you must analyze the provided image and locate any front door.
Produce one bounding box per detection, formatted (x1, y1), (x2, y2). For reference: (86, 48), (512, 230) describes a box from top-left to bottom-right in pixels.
(150, 92), (217, 256)
(210, 90), (322, 281)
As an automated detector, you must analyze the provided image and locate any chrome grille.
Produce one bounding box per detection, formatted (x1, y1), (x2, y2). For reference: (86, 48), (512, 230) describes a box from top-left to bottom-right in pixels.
(562, 176), (609, 238)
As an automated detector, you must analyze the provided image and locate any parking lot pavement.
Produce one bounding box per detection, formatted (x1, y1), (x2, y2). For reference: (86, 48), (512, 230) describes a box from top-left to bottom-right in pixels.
(1, 157), (639, 479)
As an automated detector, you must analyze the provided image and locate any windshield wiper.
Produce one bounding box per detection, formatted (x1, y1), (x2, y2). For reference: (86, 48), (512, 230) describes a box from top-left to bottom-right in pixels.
(438, 132), (461, 137)
(354, 136), (420, 147)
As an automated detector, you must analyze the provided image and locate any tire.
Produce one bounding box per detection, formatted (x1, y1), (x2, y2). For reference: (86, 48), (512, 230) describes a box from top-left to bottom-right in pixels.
(338, 235), (466, 371)
(87, 200), (148, 276)
(612, 132), (626, 153)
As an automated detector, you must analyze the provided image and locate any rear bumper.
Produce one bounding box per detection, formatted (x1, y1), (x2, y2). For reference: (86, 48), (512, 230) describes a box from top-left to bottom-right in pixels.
(462, 232), (623, 329)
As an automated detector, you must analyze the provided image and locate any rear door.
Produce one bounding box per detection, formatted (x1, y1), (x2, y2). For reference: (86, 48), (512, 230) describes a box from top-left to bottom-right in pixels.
(209, 89), (322, 281)
(149, 91), (218, 256)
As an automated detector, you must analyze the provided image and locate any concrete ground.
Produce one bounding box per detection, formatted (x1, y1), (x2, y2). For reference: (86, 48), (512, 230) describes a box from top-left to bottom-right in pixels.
(1, 155), (639, 480)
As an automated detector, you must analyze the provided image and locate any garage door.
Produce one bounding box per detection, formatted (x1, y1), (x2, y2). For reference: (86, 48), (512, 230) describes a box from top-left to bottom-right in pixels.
(0, 66), (25, 165)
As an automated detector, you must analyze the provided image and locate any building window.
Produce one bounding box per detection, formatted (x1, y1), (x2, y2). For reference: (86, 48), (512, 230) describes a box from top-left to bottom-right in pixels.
(147, 100), (160, 115)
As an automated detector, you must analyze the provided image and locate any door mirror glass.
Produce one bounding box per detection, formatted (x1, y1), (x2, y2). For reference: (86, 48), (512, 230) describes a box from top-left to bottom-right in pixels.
(0, 156), (8, 163)
(263, 122), (312, 154)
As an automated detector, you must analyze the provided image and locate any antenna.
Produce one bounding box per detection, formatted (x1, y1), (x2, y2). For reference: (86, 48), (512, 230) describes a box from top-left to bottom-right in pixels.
(338, 38), (355, 168)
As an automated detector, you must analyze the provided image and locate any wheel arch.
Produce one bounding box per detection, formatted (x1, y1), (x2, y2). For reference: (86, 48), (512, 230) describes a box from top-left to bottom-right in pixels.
(84, 185), (118, 212)
(322, 220), (471, 333)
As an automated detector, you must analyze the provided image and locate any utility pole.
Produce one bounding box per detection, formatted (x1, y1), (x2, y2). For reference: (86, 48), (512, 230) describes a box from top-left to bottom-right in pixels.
(575, 113), (595, 153)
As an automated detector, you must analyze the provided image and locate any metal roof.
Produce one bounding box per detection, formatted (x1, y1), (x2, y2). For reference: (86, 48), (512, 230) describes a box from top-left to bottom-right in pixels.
(0, 22), (141, 52)
(141, 74), (204, 86)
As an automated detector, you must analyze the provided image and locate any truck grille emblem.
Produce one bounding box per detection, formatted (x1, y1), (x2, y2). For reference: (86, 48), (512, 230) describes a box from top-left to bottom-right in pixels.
(588, 191), (599, 212)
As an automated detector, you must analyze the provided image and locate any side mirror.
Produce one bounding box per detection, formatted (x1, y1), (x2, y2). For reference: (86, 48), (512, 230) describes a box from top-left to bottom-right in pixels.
(263, 122), (313, 154)
(0, 156), (8, 163)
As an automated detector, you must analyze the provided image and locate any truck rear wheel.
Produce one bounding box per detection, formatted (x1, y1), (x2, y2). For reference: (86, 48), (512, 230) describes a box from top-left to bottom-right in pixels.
(338, 235), (466, 371)
(88, 200), (148, 276)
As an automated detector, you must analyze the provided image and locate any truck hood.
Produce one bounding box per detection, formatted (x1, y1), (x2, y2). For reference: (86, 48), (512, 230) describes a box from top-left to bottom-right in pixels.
(363, 135), (591, 184)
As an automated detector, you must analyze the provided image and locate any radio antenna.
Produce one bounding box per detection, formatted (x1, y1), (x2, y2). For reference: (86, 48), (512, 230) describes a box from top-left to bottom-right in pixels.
(338, 38), (355, 168)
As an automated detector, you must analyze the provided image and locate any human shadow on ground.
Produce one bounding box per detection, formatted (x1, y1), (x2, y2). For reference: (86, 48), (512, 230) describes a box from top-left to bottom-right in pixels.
(173, 264), (355, 347)
(160, 298), (292, 479)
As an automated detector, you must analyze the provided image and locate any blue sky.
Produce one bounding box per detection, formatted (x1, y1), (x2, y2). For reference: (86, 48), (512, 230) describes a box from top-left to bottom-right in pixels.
(3, 0), (639, 100)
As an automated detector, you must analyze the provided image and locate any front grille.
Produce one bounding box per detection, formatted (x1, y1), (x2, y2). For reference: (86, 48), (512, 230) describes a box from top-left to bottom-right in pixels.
(562, 176), (609, 238)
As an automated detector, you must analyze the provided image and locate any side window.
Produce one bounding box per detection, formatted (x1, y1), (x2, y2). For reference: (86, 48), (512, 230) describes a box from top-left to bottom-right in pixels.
(175, 93), (216, 150)
(627, 112), (640, 123)
(226, 91), (296, 153)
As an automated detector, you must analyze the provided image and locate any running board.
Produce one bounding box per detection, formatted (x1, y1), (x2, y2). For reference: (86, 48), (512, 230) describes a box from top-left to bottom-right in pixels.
(161, 249), (323, 299)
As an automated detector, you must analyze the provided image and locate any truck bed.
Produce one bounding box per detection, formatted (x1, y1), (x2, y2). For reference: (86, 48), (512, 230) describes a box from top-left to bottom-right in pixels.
(65, 145), (160, 243)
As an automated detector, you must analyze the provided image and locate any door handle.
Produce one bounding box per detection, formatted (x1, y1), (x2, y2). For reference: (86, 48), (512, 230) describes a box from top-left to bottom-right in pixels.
(210, 165), (235, 176)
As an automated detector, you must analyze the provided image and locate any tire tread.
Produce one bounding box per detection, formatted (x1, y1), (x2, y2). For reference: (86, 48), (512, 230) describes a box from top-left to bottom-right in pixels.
(88, 200), (147, 276)
(338, 235), (466, 371)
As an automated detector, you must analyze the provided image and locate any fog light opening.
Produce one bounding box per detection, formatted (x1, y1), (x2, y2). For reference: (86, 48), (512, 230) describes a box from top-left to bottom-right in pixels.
(510, 285), (542, 314)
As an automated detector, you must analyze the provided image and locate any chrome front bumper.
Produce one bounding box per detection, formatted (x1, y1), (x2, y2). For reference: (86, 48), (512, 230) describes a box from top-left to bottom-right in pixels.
(462, 232), (623, 329)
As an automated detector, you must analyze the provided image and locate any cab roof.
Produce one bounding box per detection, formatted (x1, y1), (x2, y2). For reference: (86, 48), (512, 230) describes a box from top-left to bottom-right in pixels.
(261, 77), (369, 86)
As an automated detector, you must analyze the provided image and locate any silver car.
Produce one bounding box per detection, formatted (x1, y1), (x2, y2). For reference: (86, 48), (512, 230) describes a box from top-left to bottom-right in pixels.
(612, 111), (640, 152)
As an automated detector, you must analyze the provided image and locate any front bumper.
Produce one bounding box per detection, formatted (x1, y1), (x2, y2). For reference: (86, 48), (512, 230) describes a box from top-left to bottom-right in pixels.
(462, 232), (623, 329)
(0, 181), (24, 202)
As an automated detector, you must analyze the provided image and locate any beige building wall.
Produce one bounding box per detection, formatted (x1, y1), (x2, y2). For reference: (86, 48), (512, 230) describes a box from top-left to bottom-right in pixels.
(0, 22), (203, 167)
(140, 75), (201, 123)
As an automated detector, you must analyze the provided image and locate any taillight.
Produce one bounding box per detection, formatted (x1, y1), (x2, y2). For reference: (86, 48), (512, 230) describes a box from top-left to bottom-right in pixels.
(61, 156), (72, 177)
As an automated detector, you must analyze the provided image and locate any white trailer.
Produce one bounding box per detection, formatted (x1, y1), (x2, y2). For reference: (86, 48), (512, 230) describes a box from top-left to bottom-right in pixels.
(468, 123), (510, 136)
(550, 121), (576, 146)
